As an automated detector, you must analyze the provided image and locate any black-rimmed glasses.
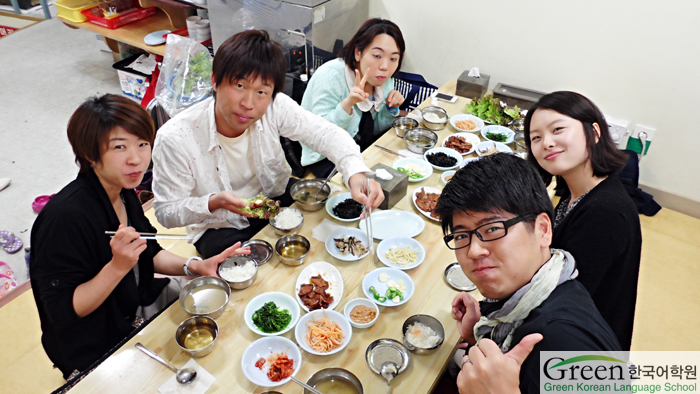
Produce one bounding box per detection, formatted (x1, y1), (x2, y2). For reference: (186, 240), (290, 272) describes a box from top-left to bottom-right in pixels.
(442, 215), (536, 250)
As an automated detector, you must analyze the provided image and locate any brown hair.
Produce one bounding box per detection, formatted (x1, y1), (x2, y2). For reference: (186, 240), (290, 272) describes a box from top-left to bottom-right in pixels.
(213, 30), (286, 98)
(338, 18), (405, 77)
(67, 94), (154, 173)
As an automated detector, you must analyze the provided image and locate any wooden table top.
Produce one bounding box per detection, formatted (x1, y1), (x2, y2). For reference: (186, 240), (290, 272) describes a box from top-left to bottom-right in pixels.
(69, 80), (488, 394)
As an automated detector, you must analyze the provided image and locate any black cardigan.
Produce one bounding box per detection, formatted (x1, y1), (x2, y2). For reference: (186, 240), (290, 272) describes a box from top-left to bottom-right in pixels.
(30, 170), (169, 379)
(551, 176), (641, 351)
(481, 280), (622, 394)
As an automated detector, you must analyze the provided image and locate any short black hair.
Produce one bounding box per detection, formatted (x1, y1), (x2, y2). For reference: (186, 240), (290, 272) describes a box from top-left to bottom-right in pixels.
(524, 91), (628, 189)
(213, 30), (286, 98)
(434, 153), (554, 234)
(337, 18), (405, 78)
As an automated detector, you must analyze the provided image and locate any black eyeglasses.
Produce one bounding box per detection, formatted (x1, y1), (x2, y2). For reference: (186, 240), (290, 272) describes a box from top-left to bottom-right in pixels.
(442, 215), (536, 250)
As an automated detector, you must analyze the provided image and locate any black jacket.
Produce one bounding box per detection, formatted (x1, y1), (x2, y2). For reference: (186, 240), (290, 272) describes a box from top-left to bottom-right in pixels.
(30, 170), (169, 379)
(481, 280), (622, 394)
(552, 176), (641, 350)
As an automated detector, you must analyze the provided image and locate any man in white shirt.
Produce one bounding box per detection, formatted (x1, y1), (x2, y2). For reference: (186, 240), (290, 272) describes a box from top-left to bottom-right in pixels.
(152, 30), (383, 258)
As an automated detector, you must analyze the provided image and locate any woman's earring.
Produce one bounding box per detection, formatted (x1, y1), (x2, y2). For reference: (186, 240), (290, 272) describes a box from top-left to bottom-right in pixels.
(90, 163), (94, 168)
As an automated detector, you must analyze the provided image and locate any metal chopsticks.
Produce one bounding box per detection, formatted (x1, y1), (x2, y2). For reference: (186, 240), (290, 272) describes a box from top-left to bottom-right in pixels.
(360, 180), (374, 254)
(104, 230), (188, 241)
(374, 145), (407, 158)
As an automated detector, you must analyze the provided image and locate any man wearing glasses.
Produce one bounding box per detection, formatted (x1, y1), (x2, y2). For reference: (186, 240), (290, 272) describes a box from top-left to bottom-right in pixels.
(434, 153), (620, 394)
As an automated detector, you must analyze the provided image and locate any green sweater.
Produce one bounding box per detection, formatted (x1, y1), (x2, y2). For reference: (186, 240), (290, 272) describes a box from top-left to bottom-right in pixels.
(300, 59), (397, 166)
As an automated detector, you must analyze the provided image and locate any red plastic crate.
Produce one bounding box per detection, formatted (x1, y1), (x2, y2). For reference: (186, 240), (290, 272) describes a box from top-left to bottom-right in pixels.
(81, 6), (156, 29)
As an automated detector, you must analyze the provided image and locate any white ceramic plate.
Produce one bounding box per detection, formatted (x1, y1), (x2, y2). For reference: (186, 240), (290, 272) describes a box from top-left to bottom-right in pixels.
(326, 192), (361, 222)
(441, 132), (481, 156)
(362, 267), (414, 307)
(475, 141), (513, 156)
(241, 336), (302, 387)
(412, 186), (442, 222)
(392, 157), (433, 182)
(294, 309), (353, 356)
(441, 170), (456, 185)
(359, 210), (425, 240)
(144, 29), (171, 46)
(481, 125), (515, 144)
(449, 114), (485, 133)
(376, 236), (426, 270)
(244, 292), (301, 336)
(325, 228), (371, 262)
(343, 298), (379, 329)
(294, 261), (343, 313)
(424, 147), (462, 171)
(460, 157), (480, 168)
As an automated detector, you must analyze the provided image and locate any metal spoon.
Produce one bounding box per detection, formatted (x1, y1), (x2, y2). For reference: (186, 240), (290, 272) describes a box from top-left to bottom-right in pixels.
(135, 342), (197, 384)
(290, 376), (324, 394)
(314, 167), (337, 199)
(380, 361), (399, 394)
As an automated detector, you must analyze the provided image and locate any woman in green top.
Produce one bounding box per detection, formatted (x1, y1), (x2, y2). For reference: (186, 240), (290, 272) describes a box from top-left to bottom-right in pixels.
(300, 18), (407, 178)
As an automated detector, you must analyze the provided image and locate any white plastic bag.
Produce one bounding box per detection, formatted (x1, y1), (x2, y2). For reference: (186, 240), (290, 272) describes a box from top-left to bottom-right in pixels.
(155, 34), (213, 117)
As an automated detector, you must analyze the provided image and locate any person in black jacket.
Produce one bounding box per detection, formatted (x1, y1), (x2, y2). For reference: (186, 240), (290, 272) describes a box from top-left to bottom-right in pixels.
(524, 91), (641, 350)
(434, 153), (620, 394)
(30, 95), (249, 380)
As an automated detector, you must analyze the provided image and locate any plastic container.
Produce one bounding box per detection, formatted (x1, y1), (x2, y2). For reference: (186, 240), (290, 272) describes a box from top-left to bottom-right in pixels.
(55, 0), (99, 22)
(112, 54), (151, 100)
(81, 6), (156, 29)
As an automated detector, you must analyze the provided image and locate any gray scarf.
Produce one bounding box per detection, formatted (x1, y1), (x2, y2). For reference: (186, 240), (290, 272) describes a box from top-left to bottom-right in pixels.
(474, 249), (578, 352)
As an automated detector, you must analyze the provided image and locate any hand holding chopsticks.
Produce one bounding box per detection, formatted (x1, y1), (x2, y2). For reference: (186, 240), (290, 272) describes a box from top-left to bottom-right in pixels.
(105, 230), (188, 241)
(360, 180), (374, 254)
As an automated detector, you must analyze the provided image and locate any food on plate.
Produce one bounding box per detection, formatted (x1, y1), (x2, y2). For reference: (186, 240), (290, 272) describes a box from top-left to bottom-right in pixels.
(252, 301), (292, 333)
(444, 135), (473, 154)
(369, 278), (406, 304)
(479, 142), (499, 156)
(397, 163), (427, 180)
(405, 322), (442, 348)
(485, 131), (508, 143)
(241, 193), (281, 219)
(383, 246), (418, 267)
(255, 357), (265, 370)
(350, 305), (377, 324)
(266, 353), (295, 382)
(455, 119), (476, 131)
(305, 309), (345, 353)
(465, 95), (522, 126)
(378, 273), (390, 282)
(416, 187), (441, 219)
(298, 274), (334, 311)
(426, 152), (458, 168)
(397, 167), (422, 179)
(272, 208), (303, 230)
(293, 187), (328, 203)
(219, 259), (256, 282)
(332, 198), (363, 219)
(334, 236), (368, 257)
(314, 378), (358, 393)
(423, 112), (447, 123)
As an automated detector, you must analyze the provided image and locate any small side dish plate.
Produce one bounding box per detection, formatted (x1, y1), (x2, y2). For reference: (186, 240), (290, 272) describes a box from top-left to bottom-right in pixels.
(359, 210), (426, 240)
(241, 239), (273, 265)
(294, 261), (344, 312)
(444, 262), (477, 291)
(412, 186), (442, 222)
(362, 267), (414, 307)
(243, 292), (301, 336)
(376, 236), (425, 270)
(294, 309), (353, 356)
(241, 336), (302, 387)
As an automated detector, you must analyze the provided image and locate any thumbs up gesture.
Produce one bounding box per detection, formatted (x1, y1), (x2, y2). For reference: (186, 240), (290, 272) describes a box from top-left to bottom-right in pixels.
(457, 334), (543, 394)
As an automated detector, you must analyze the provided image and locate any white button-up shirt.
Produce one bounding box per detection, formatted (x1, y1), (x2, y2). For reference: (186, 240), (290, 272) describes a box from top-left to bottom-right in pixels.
(152, 94), (370, 243)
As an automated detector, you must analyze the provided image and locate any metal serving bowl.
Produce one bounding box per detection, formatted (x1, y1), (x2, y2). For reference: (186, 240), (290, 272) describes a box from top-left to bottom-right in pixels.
(403, 127), (438, 154)
(393, 116), (419, 138)
(421, 106), (449, 131)
(179, 276), (231, 319)
(274, 234), (310, 266)
(218, 255), (258, 290)
(269, 207), (304, 236)
(304, 367), (364, 394)
(175, 315), (219, 358)
(402, 314), (445, 355)
(291, 179), (331, 211)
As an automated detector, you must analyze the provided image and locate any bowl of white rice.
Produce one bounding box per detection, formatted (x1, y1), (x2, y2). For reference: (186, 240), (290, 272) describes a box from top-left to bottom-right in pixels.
(270, 207), (304, 236)
(218, 255), (258, 290)
(402, 314), (445, 355)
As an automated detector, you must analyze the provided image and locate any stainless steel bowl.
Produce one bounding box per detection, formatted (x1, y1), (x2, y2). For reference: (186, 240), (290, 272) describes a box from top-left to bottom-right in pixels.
(510, 118), (525, 132)
(421, 106), (449, 131)
(274, 234), (310, 266)
(403, 127), (438, 154)
(304, 368), (364, 394)
(175, 315), (219, 358)
(179, 276), (231, 319)
(393, 116), (419, 138)
(291, 179), (331, 212)
(269, 207), (304, 236)
(218, 255), (258, 290)
(402, 314), (445, 355)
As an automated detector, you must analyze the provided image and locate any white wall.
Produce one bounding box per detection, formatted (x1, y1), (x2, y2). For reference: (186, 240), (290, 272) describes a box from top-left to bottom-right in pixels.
(370, 0), (700, 201)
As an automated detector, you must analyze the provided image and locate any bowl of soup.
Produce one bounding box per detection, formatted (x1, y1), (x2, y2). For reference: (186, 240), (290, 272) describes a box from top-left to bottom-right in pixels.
(291, 179), (331, 212)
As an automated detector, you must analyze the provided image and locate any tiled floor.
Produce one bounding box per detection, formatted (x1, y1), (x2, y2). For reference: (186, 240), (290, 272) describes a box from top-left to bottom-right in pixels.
(0, 10), (124, 282)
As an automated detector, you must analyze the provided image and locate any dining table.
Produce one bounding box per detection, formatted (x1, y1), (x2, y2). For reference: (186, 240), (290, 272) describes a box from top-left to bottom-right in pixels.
(67, 80), (495, 394)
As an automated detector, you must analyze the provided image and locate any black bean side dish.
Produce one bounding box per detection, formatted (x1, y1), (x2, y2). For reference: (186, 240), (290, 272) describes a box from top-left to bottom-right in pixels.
(332, 199), (363, 219)
(426, 152), (458, 167)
